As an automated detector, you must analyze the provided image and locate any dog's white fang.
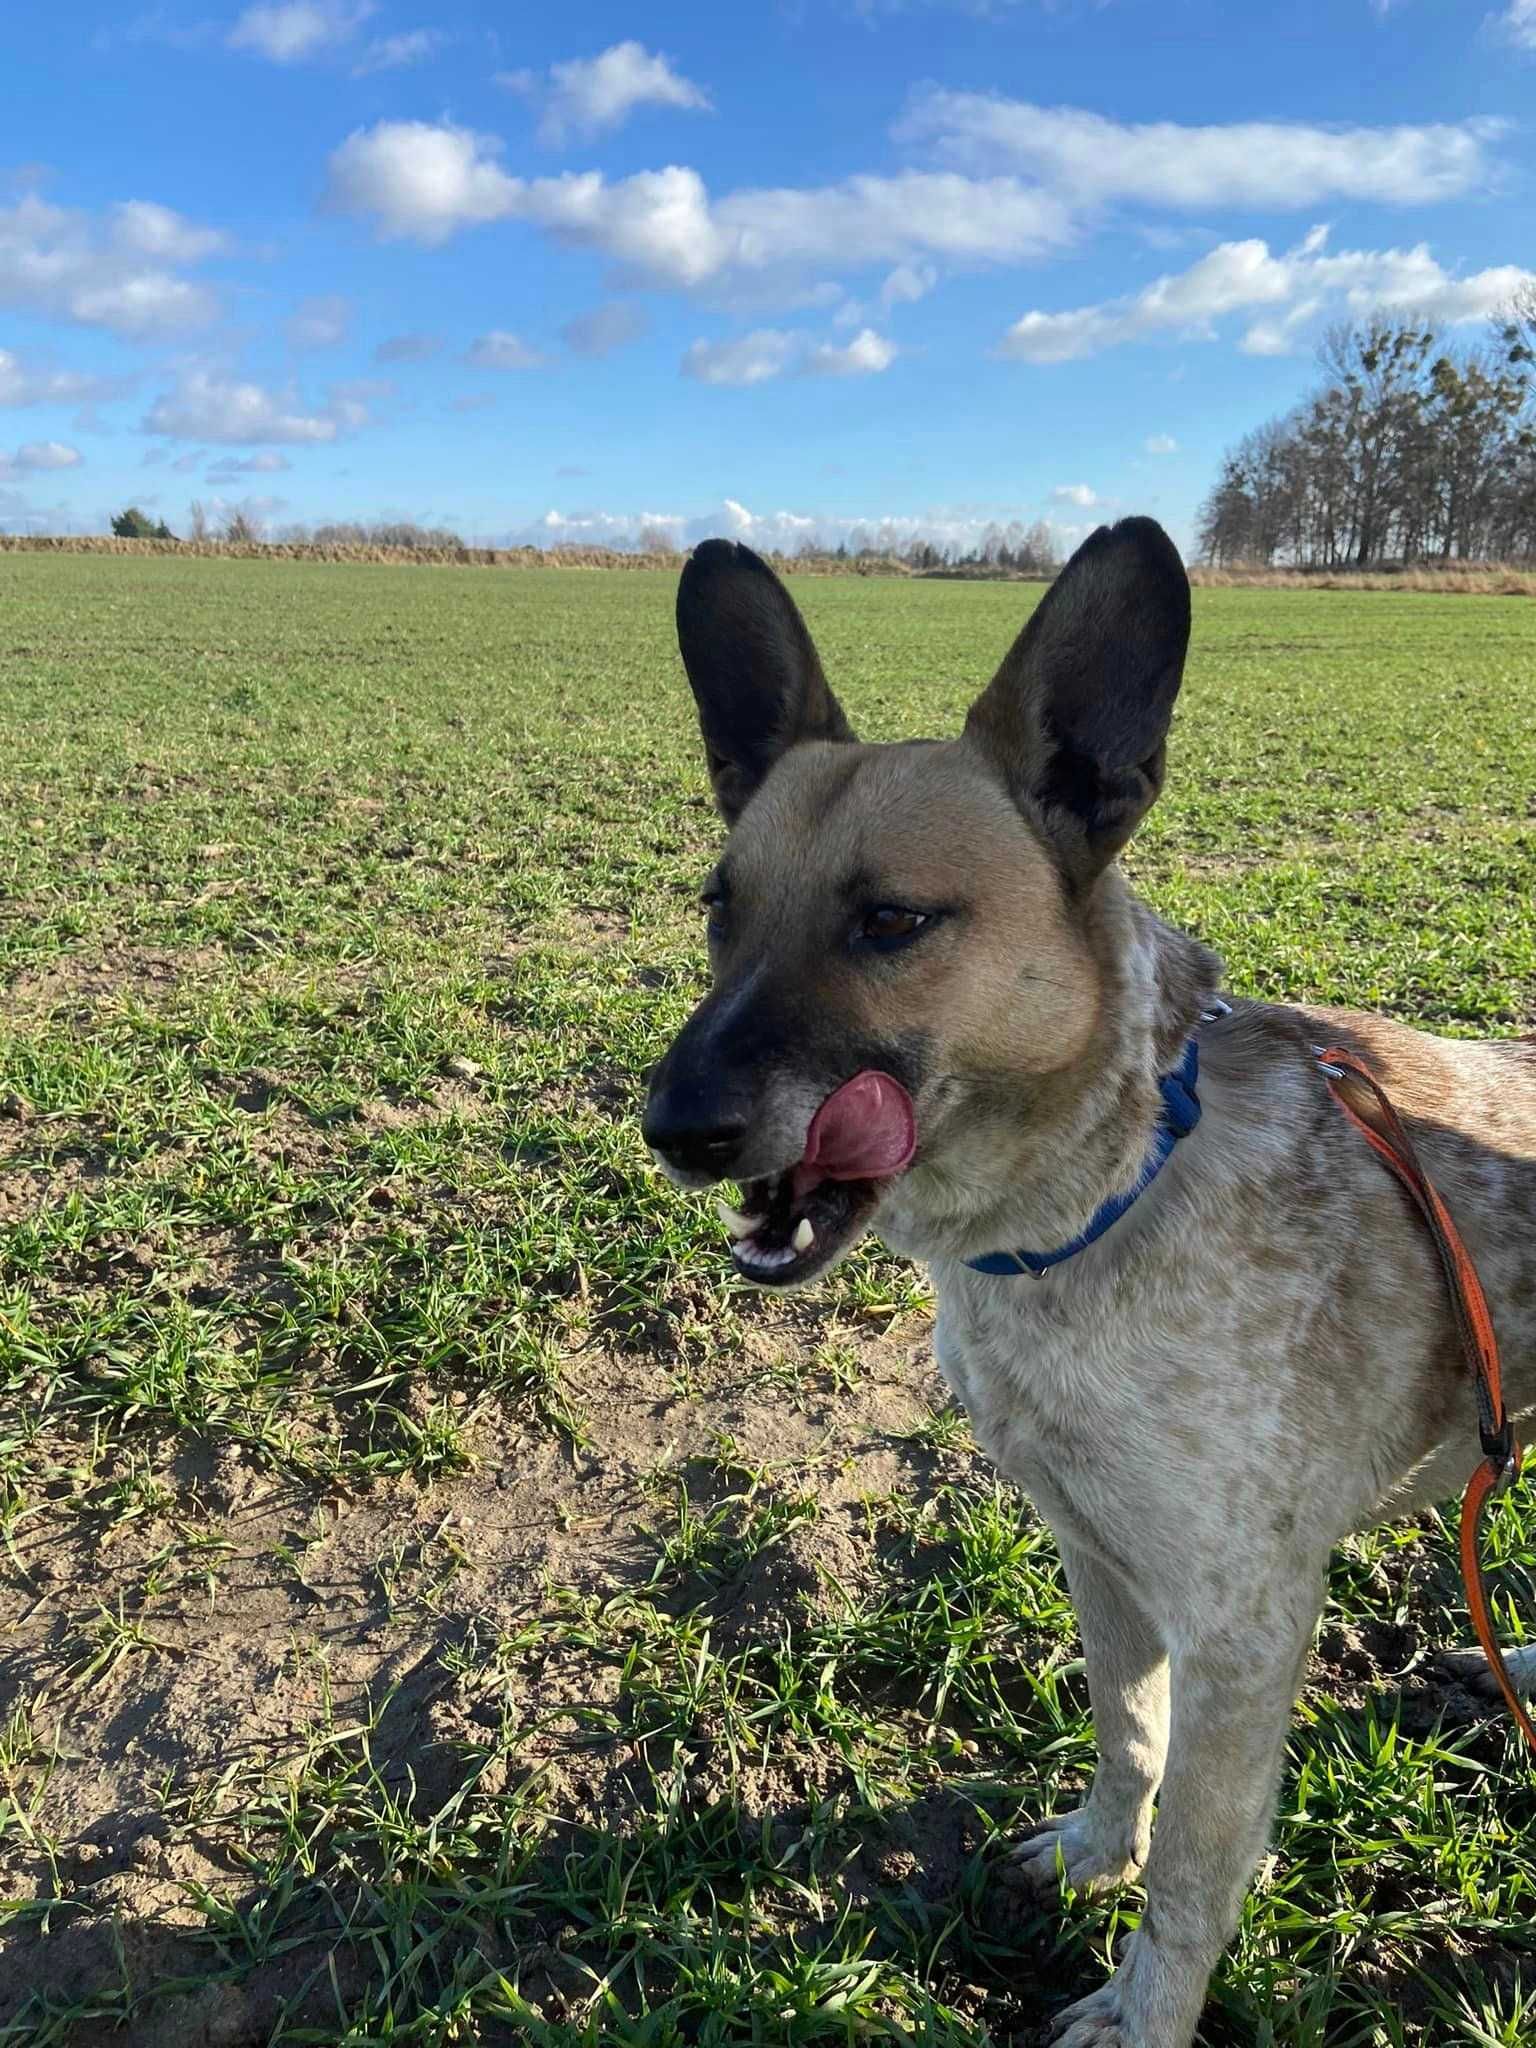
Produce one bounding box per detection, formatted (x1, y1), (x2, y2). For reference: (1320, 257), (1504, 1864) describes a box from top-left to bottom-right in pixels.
(792, 1216), (815, 1252)
(716, 1199), (764, 1240)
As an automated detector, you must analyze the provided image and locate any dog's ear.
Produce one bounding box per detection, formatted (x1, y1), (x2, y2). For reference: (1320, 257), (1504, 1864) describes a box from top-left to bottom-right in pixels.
(963, 516), (1190, 887)
(676, 540), (856, 824)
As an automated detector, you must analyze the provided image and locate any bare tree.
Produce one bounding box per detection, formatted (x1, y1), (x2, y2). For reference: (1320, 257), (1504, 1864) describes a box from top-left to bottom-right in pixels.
(1198, 314), (1535, 568)
(222, 507), (263, 545)
(309, 520), (464, 549)
(187, 500), (210, 543)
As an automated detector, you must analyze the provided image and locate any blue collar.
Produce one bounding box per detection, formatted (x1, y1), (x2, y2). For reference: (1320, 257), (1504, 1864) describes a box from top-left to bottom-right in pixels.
(966, 1033), (1206, 1279)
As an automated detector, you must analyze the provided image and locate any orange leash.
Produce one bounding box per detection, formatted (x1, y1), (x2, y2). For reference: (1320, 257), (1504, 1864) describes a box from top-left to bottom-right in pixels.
(1315, 1045), (1536, 1758)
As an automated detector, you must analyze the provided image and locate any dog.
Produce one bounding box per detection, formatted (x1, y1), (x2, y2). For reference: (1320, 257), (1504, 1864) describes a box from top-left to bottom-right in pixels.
(641, 517), (1536, 2047)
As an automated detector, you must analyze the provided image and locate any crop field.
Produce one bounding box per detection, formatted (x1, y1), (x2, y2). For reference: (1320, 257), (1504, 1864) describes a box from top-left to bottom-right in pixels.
(2, 552), (1536, 2048)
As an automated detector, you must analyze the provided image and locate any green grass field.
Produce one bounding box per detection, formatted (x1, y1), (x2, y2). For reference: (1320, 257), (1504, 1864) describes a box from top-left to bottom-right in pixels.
(2, 552), (1535, 2048)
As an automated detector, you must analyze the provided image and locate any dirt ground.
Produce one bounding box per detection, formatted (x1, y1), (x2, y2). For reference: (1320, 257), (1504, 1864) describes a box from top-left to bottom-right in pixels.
(3, 1288), (996, 2040)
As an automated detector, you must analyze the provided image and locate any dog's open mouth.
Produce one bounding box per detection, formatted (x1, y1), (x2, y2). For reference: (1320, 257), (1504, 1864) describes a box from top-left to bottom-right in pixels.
(718, 1070), (915, 1287)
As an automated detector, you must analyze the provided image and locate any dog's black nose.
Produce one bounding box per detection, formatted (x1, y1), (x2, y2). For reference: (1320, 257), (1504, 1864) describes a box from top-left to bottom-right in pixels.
(642, 1095), (749, 1179)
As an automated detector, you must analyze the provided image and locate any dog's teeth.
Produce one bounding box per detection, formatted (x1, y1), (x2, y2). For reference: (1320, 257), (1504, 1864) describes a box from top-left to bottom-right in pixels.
(734, 1238), (795, 1270)
(791, 1217), (814, 1253)
(716, 1199), (764, 1240)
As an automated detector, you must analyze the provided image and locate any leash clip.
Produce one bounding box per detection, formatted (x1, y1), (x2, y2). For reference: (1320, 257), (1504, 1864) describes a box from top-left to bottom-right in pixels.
(1483, 1418), (1520, 1497)
(1310, 1043), (1346, 1079)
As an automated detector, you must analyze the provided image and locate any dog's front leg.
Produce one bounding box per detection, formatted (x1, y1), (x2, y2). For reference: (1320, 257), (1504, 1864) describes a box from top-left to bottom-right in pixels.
(1014, 1542), (1168, 1894)
(1048, 1588), (1319, 2048)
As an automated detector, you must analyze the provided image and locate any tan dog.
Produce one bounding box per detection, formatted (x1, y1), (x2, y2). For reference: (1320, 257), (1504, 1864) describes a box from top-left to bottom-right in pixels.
(642, 519), (1536, 2047)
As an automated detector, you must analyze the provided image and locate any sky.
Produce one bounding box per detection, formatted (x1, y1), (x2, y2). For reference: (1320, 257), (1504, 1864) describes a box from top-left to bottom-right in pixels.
(2, 0), (1533, 557)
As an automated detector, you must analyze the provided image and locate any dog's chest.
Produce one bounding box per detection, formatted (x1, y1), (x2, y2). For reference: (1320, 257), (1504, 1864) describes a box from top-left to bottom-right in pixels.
(926, 1251), (1310, 1594)
(933, 1253), (1171, 1482)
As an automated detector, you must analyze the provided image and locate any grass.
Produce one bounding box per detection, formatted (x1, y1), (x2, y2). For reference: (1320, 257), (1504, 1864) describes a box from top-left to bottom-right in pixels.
(1, 551), (1535, 2046)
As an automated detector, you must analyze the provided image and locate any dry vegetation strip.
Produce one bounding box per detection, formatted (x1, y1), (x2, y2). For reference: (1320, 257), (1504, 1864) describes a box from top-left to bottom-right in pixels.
(3, 532), (1533, 590)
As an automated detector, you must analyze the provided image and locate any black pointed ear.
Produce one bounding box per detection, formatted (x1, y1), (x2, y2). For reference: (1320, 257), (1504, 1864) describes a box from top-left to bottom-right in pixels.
(963, 516), (1190, 887)
(676, 540), (856, 823)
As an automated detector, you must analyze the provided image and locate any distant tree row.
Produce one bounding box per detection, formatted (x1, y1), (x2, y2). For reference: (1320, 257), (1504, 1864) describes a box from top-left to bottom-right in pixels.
(559, 516), (1060, 574)
(107, 505), (476, 549)
(101, 505), (1061, 575)
(288, 519), (468, 550)
(1198, 293), (1536, 568)
(772, 519), (1058, 577)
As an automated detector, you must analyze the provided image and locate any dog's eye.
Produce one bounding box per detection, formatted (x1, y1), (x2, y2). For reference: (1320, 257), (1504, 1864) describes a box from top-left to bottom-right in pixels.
(700, 890), (727, 935)
(861, 906), (929, 951)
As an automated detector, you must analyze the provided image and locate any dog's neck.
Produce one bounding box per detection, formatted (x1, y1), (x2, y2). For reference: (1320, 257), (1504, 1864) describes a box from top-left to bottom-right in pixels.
(877, 869), (1223, 1267)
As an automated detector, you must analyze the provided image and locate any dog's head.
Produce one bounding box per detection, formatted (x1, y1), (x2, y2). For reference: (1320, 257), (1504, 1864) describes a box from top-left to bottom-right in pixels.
(642, 516), (1191, 1286)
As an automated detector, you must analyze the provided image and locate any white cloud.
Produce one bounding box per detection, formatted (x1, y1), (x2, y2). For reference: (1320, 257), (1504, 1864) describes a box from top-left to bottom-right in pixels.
(1000, 228), (1536, 362)
(73, 274), (214, 332)
(207, 451), (293, 476)
(0, 440), (82, 476)
(111, 199), (225, 263)
(352, 27), (439, 74)
(323, 122), (521, 244)
(0, 192), (223, 336)
(710, 171), (1070, 279)
(324, 123), (1075, 285)
(464, 331), (545, 370)
(1052, 483), (1098, 507)
(375, 331), (442, 363)
(525, 167), (726, 285)
(1144, 433), (1178, 455)
(503, 41), (711, 148)
(900, 91), (1504, 209)
(803, 327), (898, 376)
(683, 325), (898, 384)
(561, 301), (648, 356)
(228, 0), (373, 63)
(144, 370), (370, 444)
(682, 330), (798, 387)
(0, 348), (131, 409)
(287, 293), (351, 349)
(1490, 2), (1536, 49)
(880, 262), (936, 309)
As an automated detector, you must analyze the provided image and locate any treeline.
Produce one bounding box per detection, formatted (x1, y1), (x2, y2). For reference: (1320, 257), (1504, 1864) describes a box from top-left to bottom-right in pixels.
(107, 504), (476, 550)
(816, 519), (1060, 577)
(1198, 295), (1536, 568)
(279, 519), (468, 551)
(101, 506), (1060, 578)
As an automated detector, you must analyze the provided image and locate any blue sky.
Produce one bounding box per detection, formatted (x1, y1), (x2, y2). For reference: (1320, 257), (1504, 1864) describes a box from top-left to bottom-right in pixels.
(3, 0), (1532, 554)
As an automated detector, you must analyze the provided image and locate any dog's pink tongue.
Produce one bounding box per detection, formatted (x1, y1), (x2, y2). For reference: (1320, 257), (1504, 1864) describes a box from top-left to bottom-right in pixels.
(797, 1070), (915, 1186)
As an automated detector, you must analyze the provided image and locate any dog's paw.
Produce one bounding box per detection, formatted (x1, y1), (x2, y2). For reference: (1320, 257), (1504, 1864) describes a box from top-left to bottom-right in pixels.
(1438, 1644), (1536, 1701)
(1046, 1933), (1206, 2048)
(1010, 1807), (1144, 1897)
(1047, 1980), (1136, 2045)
